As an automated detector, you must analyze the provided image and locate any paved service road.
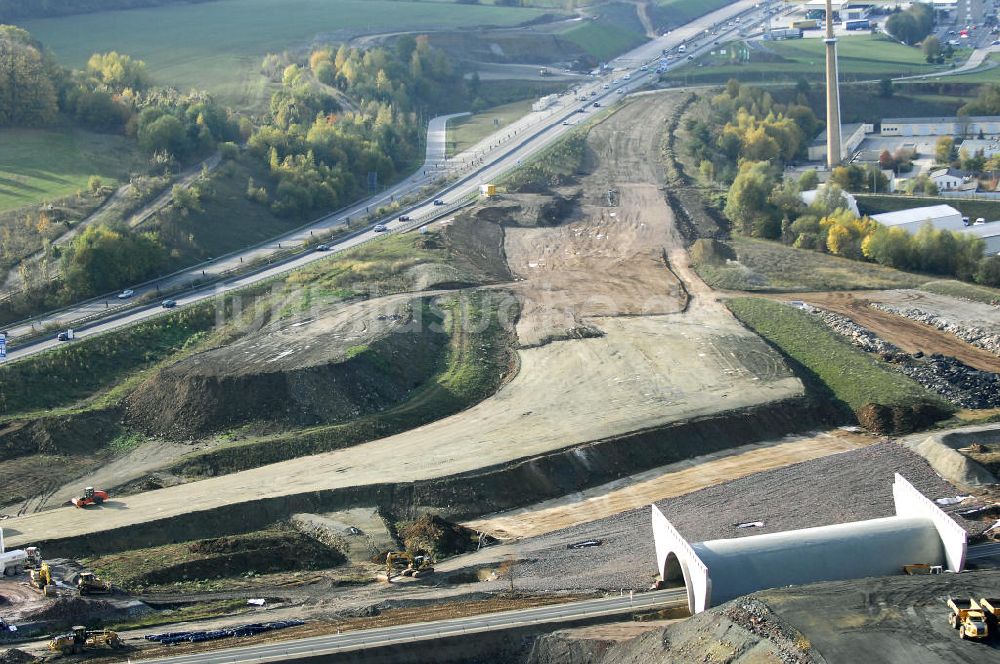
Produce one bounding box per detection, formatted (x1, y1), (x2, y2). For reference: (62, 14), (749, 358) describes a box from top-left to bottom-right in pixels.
(2, 0), (762, 366)
(139, 590), (687, 664)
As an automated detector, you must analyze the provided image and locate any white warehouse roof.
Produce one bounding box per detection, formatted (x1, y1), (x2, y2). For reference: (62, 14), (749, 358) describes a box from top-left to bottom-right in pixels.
(961, 222), (1000, 239)
(872, 205), (962, 228)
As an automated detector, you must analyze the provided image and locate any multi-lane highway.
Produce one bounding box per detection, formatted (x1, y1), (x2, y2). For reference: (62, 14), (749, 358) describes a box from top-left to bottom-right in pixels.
(139, 590), (687, 664)
(2, 0), (767, 364)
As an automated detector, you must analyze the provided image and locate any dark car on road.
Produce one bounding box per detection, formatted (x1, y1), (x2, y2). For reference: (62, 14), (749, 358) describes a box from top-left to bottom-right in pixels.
(433, 199), (445, 206)
(161, 299), (177, 308)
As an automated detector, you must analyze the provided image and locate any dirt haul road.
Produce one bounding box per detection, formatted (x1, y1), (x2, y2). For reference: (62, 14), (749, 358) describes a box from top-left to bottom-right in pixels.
(2, 93), (803, 549)
(464, 429), (874, 540)
(770, 291), (1000, 372)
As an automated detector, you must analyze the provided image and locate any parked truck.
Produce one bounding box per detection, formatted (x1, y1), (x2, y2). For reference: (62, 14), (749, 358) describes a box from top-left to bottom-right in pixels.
(0, 529), (28, 577)
(947, 597), (989, 640)
(790, 19), (818, 29)
(979, 597), (1000, 628)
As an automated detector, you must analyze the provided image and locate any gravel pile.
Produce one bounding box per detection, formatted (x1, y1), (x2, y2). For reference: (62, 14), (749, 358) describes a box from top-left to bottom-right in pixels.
(888, 353), (1000, 409)
(504, 443), (978, 593)
(817, 310), (900, 354)
(870, 303), (1000, 356)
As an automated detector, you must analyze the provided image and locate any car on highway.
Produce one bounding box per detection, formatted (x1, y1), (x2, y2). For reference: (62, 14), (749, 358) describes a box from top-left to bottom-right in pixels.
(623, 73), (631, 80)
(397, 215), (411, 222)
(315, 244), (330, 251)
(432, 199), (445, 206)
(117, 289), (135, 299)
(161, 299), (177, 309)
(56, 331), (73, 342)
(593, 101), (600, 107)
(374, 224), (388, 232)
(562, 120), (570, 125)
(687, 55), (695, 60)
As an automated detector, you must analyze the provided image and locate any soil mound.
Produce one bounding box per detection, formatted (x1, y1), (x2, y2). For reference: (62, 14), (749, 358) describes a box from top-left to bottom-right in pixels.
(123, 297), (448, 438)
(596, 597), (816, 664)
(0, 649), (37, 664)
(399, 514), (482, 558)
(855, 401), (952, 435)
(0, 409), (118, 461)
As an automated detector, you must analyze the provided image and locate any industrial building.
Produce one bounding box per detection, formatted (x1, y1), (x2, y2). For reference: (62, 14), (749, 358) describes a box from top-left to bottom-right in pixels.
(961, 221), (1000, 254)
(871, 204), (965, 233)
(928, 167), (970, 191)
(881, 116), (1000, 138)
(652, 474), (968, 614)
(807, 122), (869, 162)
(958, 138), (1000, 159)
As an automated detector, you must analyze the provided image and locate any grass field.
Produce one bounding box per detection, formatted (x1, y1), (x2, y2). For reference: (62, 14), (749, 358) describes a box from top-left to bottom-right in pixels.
(693, 237), (928, 292)
(921, 279), (1000, 304)
(725, 297), (950, 430)
(21, 0), (551, 110)
(664, 35), (947, 85)
(916, 53), (1000, 84)
(559, 18), (647, 61)
(650, 0), (730, 28)
(446, 99), (534, 157)
(0, 127), (142, 212)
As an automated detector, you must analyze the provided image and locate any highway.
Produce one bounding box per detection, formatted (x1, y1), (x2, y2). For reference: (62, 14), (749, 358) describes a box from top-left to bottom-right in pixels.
(2, 0), (767, 364)
(138, 590), (686, 664)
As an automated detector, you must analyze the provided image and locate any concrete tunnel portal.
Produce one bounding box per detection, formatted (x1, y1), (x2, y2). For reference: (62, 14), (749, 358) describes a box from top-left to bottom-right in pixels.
(651, 474), (969, 614)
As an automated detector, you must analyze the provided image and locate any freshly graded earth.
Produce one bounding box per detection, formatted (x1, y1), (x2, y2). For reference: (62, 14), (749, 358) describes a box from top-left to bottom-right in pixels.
(1, 93), (803, 551)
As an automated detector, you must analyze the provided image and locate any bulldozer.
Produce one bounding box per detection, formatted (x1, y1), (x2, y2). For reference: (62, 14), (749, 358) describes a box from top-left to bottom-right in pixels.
(48, 626), (122, 655)
(29, 562), (57, 597)
(71, 487), (109, 508)
(383, 551), (434, 581)
(77, 571), (111, 596)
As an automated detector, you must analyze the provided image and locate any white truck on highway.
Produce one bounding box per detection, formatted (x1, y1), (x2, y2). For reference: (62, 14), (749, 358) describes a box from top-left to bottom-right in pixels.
(0, 529), (28, 577)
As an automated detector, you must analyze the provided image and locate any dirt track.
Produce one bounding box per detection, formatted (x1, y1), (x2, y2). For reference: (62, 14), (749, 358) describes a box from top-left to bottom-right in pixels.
(1, 93), (803, 549)
(464, 429), (874, 540)
(771, 291), (1000, 372)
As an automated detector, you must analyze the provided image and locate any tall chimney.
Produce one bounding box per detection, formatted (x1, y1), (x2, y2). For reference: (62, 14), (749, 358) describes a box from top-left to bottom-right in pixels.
(824, 0), (842, 169)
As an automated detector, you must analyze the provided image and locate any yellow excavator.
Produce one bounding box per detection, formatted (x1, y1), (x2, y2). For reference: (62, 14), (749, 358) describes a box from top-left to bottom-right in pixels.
(384, 551), (434, 581)
(29, 562), (57, 597)
(49, 626), (122, 655)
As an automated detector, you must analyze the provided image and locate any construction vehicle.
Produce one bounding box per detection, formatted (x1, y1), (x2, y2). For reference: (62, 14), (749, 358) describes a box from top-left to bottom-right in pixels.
(978, 597), (1000, 628)
(29, 562), (58, 597)
(382, 551), (434, 581)
(48, 626), (122, 655)
(77, 571), (112, 596)
(0, 529), (27, 577)
(71, 487), (109, 508)
(24, 547), (41, 569)
(947, 597), (989, 640)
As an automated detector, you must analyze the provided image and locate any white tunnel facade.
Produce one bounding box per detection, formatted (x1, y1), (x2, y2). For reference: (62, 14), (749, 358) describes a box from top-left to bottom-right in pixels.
(652, 474), (968, 613)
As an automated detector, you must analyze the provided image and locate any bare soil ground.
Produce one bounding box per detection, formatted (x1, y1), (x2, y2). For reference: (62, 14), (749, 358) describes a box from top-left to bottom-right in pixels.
(437, 442), (979, 594)
(770, 291), (1000, 373)
(464, 428), (875, 540)
(1, 92), (802, 551)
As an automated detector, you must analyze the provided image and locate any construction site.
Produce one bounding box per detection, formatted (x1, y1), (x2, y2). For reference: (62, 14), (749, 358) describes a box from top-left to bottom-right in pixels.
(2, 83), (1000, 663)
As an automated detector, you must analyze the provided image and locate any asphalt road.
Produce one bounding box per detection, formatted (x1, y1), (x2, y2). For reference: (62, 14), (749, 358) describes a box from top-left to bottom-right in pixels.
(138, 590), (686, 664)
(3, 0), (763, 364)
